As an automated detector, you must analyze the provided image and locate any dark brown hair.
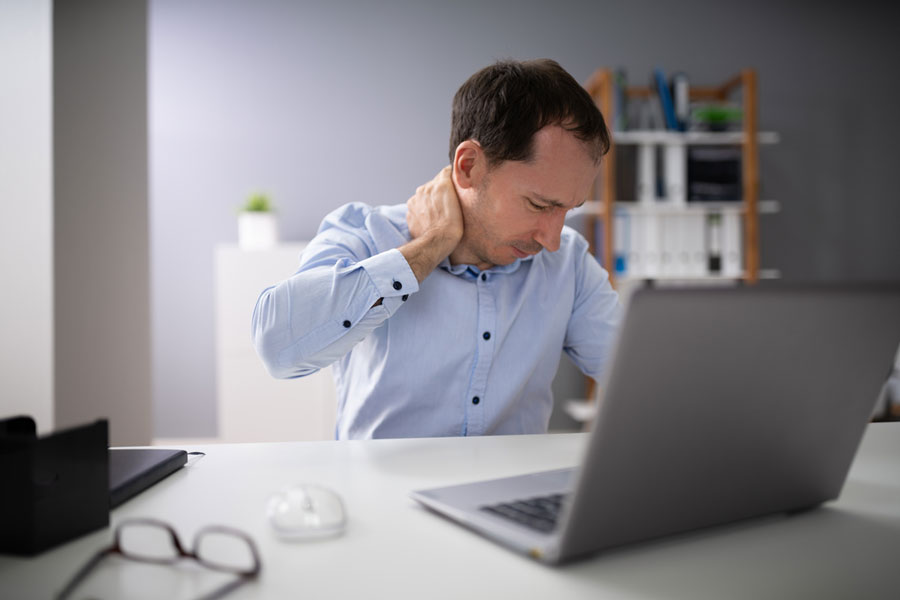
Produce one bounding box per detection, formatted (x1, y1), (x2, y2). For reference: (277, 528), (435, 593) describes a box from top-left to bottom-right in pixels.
(449, 59), (610, 167)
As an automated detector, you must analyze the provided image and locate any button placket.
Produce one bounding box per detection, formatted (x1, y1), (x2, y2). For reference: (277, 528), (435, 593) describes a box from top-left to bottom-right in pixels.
(465, 272), (496, 435)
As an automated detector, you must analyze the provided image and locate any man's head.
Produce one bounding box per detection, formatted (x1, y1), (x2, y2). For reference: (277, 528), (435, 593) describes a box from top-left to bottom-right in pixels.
(447, 59), (610, 270)
(449, 59), (610, 168)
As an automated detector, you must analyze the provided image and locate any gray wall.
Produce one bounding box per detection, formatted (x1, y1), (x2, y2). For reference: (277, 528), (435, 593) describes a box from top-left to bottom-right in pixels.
(150, 0), (900, 438)
(54, 0), (152, 445)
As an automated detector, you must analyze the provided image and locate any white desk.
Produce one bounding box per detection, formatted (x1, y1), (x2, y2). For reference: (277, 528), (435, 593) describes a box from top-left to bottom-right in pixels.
(2, 424), (899, 599)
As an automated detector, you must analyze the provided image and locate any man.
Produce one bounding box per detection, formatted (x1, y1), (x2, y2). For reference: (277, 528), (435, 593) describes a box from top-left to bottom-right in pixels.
(252, 59), (620, 439)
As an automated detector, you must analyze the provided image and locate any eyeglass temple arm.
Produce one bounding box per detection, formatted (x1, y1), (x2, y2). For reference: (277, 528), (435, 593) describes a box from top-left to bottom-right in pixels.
(195, 572), (257, 600)
(56, 547), (116, 600)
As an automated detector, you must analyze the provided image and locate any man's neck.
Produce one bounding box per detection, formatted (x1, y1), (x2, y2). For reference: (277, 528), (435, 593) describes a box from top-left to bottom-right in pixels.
(448, 243), (493, 271)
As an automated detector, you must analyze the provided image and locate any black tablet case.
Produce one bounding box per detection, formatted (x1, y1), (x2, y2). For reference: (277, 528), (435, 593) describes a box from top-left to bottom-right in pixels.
(109, 447), (187, 508)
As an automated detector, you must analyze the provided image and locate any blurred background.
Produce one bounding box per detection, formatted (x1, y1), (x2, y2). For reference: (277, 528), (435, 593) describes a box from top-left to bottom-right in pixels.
(2, 0), (898, 445)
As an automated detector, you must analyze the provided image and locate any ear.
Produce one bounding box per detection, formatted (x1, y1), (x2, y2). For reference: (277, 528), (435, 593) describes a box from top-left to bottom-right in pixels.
(451, 140), (484, 191)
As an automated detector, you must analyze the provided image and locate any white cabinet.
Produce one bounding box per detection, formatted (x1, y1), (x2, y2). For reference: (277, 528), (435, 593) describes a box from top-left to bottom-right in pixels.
(215, 244), (336, 442)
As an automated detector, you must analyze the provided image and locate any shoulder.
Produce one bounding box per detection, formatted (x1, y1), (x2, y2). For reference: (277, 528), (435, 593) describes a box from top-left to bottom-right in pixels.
(529, 225), (606, 284)
(535, 225), (591, 267)
(321, 202), (408, 233)
(560, 225), (590, 254)
(306, 202), (410, 263)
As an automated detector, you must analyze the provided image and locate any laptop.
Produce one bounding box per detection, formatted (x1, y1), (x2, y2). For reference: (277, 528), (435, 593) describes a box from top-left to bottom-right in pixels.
(410, 284), (900, 564)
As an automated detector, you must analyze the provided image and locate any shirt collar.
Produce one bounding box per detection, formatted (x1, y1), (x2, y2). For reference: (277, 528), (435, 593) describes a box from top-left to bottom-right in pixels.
(438, 254), (535, 279)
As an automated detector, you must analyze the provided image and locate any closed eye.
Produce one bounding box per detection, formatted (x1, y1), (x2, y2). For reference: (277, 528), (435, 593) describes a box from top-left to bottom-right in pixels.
(526, 198), (550, 212)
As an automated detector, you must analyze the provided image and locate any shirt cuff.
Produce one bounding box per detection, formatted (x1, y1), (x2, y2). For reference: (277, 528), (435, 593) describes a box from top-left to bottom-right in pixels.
(359, 248), (419, 309)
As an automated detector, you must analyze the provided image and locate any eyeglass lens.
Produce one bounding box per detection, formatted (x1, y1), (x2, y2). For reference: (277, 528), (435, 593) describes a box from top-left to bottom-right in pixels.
(195, 530), (258, 573)
(119, 522), (181, 562)
(59, 520), (258, 600)
(118, 521), (257, 574)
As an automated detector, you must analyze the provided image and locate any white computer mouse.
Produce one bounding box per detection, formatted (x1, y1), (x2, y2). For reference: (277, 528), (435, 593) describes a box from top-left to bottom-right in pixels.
(267, 484), (347, 540)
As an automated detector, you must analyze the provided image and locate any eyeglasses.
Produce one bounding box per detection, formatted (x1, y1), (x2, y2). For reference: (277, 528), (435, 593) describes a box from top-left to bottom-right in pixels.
(57, 518), (261, 600)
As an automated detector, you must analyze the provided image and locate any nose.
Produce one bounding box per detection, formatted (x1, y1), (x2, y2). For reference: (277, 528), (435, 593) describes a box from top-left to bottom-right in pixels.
(533, 208), (565, 252)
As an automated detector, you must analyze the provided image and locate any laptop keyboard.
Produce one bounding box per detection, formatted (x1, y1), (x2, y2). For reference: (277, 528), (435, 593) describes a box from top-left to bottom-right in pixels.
(480, 493), (566, 533)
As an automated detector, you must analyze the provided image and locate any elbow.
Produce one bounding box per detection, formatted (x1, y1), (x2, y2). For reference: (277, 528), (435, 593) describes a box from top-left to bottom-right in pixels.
(252, 287), (318, 380)
(252, 287), (291, 378)
(253, 330), (317, 380)
(254, 340), (292, 379)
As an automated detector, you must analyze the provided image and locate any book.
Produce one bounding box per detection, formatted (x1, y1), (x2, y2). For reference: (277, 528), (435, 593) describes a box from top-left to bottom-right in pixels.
(636, 144), (656, 204)
(628, 210), (644, 278)
(613, 69), (628, 131)
(663, 143), (687, 206)
(659, 214), (679, 277)
(613, 209), (630, 275)
(706, 213), (723, 274)
(671, 72), (690, 130)
(640, 91), (667, 130)
(653, 68), (679, 131)
(683, 212), (707, 277)
(642, 209), (662, 278)
(722, 212), (743, 277)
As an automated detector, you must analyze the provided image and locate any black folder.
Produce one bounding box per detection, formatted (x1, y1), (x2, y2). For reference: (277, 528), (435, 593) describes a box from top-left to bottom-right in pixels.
(109, 448), (187, 508)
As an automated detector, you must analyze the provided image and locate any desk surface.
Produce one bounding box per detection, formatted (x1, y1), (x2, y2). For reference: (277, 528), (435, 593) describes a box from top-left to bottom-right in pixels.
(2, 424), (899, 599)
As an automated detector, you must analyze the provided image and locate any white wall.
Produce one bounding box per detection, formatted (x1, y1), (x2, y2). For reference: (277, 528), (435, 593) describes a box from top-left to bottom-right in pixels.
(0, 0), (54, 434)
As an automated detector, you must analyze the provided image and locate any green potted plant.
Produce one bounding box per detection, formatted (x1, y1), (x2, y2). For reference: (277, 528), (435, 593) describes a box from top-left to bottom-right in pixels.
(238, 192), (278, 250)
(690, 103), (743, 131)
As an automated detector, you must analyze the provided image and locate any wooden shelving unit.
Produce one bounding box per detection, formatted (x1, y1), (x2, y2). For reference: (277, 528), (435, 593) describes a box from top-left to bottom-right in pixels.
(567, 69), (779, 424)
(583, 68), (776, 286)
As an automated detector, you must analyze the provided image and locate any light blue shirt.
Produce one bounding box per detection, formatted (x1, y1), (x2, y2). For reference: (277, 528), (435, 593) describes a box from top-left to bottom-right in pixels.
(252, 202), (620, 439)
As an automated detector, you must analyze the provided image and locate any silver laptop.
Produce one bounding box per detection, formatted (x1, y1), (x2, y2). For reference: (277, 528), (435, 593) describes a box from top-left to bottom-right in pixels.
(411, 284), (900, 564)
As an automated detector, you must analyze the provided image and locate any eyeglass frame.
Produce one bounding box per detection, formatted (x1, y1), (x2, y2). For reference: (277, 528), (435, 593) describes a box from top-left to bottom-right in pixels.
(57, 517), (262, 600)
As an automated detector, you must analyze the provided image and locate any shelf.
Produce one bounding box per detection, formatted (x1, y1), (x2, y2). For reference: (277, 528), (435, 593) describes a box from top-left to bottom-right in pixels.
(584, 67), (773, 287)
(571, 200), (780, 218)
(612, 130), (780, 145)
(616, 269), (781, 284)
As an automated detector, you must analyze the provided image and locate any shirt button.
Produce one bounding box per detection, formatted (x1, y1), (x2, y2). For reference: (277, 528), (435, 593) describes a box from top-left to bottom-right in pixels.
(481, 273), (486, 281)
(393, 281), (402, 290)
(482, 331), (491, 341)
(343, 320), (351, 328)
(401, 294), (409, 301)
(472, 396), (480, 405)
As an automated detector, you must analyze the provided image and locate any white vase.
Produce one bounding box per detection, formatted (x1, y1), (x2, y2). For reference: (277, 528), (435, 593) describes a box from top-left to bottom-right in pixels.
(238, 212), (278, 250)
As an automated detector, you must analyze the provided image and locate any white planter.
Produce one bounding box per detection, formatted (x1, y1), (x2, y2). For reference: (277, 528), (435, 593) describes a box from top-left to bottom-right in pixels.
(238, 212), (278, 250)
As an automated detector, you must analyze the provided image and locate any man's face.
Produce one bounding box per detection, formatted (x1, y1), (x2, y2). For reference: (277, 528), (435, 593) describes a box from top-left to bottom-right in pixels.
(453, 125), (600, 270)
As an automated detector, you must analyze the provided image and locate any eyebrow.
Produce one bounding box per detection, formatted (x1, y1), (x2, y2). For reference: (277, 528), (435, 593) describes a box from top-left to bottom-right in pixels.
(530, 193), (587, 209)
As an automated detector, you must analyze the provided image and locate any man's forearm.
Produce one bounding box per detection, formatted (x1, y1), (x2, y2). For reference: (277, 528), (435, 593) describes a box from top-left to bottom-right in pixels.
(253, 248), (418, 378)
(398, 231), (458, 283)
